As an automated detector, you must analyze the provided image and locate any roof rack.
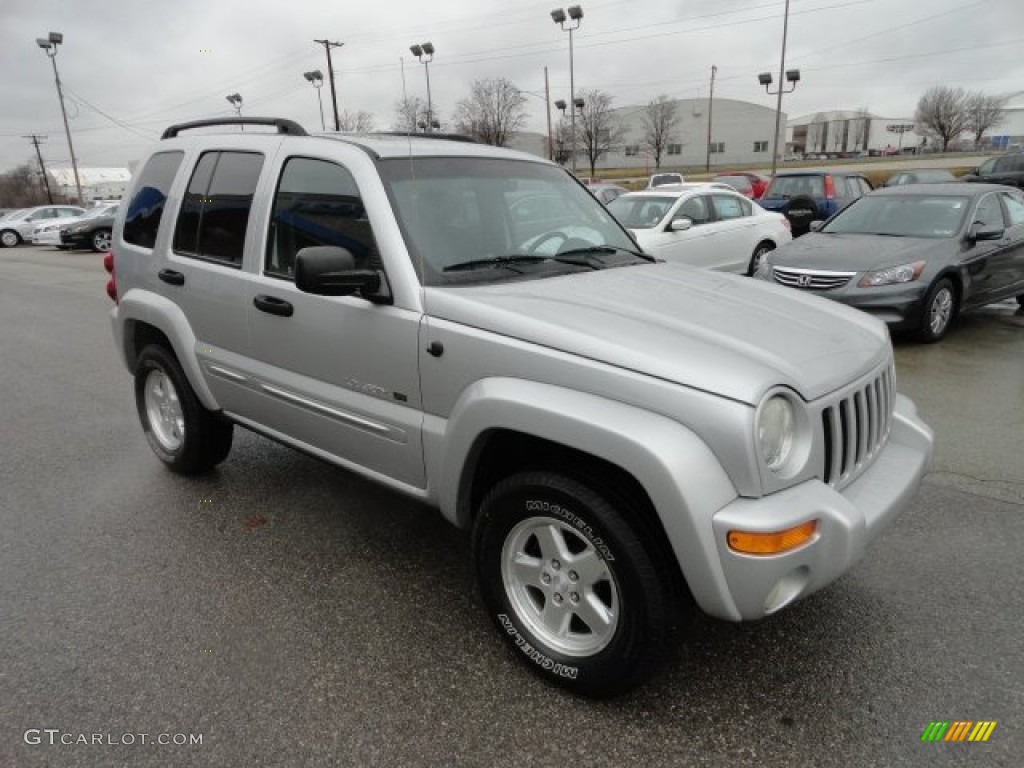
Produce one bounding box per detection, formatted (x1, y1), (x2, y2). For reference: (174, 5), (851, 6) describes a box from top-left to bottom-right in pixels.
(371, 131), (478, 143)
(161, 117), (308, 140)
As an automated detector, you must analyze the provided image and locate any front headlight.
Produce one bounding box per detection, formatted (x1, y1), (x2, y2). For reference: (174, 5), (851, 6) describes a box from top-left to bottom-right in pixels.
(858, 260), (925, 287)
(757, 395), (796, 471)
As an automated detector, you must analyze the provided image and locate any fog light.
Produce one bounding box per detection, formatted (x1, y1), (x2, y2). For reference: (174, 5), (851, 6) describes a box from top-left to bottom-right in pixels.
(727, 520), (818, 555)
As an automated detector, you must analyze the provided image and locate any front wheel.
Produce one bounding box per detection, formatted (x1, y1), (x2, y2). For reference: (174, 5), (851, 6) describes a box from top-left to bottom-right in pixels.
(134, 344), (233, 474)
(0, 229), (20, 248)
(917, 277), (956, 343)
(473, 471), (674, 697)
(91, 228), (112, 252)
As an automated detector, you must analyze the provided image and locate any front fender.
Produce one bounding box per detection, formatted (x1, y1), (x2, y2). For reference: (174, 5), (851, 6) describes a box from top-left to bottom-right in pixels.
(429, 377), (743, 620)
(112, 289), (219, 411)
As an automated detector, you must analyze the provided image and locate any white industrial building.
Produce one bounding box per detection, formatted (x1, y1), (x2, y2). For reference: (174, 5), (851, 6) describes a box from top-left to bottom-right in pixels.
(786, 110), (925, 156)
(46, 167), (131, 204)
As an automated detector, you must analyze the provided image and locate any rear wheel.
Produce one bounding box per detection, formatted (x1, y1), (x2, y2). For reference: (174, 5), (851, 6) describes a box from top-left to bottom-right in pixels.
(91, 228), (112, 252)
(917, 278), (956, 343)
(473, 471), (674, 697)
(134, 344), (233, 474)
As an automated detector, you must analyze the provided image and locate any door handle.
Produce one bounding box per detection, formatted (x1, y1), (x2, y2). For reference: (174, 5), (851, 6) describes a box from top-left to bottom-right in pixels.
(253, 294), (294, 317)
(158, 269), (185, 286)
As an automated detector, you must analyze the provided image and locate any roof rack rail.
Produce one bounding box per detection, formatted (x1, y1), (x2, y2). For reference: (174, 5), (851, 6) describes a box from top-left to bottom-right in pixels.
(161, 117), (308, 140)
(371, 131), (478, 143)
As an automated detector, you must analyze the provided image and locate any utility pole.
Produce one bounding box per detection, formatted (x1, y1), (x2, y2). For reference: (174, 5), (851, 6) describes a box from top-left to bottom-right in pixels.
(705, 65), (717, 172)
(544, 66), (554, 161)
(24, 134), (54, 203)
(313, 39), (343, 131)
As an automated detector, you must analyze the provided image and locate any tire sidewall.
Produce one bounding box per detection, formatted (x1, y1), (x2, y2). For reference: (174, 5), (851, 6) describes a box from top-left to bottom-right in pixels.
(91, 229), (111, 252)
(134, 348), (189, 466)
(473, 472), (664, 696)
(749, 242), (774, 275)
(1, 230), (20, 248)
(919, 278), (955, 342)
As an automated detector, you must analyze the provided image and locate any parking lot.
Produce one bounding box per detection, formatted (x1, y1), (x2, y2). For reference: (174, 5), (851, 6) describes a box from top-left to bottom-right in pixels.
(1, 244), (1021, 767)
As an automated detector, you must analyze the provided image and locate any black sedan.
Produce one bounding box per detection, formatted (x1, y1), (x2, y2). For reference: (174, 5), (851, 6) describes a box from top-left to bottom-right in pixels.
(60, 205), (118, 252)
(755, 183), (1024, 341)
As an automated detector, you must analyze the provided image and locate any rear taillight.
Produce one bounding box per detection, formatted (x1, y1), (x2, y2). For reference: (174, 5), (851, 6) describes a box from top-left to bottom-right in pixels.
(103, 251), (118, 303)
(824, 175), (835, 199)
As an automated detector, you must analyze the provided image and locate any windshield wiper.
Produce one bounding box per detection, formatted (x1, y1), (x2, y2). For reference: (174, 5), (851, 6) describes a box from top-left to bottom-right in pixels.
(554, 245), (656, 263)
(443, 255), (552, 273)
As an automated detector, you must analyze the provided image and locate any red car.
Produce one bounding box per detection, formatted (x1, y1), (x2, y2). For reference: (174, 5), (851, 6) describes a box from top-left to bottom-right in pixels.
(712, 172), (769, 199)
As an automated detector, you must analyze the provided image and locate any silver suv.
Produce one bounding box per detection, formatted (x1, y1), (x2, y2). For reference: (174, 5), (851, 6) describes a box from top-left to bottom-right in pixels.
(107, 117), (933, 696)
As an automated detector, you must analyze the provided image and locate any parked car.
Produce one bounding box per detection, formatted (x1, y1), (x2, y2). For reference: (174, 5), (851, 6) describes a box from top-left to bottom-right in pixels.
(713, 172), (769, 199)
(608, 184), (791, 273)
(647, 172), (685, 188)
(961, 154), (1024, 189)
(883, 169), (956, 187)
(758, 171), (873, 237)
(586, 182), (629, 206)
(60, 204), (119, 251)
(106, 116), (931, 696)
(754, 183), (1024, 341)
(0, 205), (86, 247)
(32, 204), (119, 248)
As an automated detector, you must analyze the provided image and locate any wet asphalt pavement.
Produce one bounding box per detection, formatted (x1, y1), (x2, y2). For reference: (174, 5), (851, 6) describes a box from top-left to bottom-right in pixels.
(1, 246), (1021, 767)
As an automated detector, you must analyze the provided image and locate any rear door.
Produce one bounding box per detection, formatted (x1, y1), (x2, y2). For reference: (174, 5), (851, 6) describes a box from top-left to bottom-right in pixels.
(705, 193), (756, 272)
(959, 191), (1016, 307)
(995, 189), (1024, 297)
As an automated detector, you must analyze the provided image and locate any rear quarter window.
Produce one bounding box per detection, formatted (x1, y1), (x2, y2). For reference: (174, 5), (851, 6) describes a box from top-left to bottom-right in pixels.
(123, 151), (184, 249)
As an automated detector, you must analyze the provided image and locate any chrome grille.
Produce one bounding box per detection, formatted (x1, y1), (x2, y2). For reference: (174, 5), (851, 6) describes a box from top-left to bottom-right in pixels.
(821, 365), (895, 488)
(773, 267), (855, 290)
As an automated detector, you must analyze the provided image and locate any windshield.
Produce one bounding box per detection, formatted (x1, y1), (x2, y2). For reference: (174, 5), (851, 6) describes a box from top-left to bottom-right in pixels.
(650, 174), (681, 187)
(821, 195), (970, 238)
(378, 157), (639, 285)
(607, 195), (676, 229)
(765, 176), (825, 199)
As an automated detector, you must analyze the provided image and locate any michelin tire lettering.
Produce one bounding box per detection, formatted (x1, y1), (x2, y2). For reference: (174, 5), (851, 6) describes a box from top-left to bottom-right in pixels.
(525, 500), (616, 561)
(498, 613), (579, 679)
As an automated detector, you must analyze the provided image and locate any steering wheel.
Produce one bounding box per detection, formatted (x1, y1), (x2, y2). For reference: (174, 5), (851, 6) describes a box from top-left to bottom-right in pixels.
(528, 231), (568, 255)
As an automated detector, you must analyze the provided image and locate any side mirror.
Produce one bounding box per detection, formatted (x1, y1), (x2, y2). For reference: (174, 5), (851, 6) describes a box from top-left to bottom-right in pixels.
(968, 222), (1004, 242)
(669, 217), (693, 232)
(809, 220), (825, 232)
(295, 246), (387, 301)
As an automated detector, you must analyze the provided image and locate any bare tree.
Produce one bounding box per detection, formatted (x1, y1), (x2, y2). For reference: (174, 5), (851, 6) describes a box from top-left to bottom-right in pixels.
(453, 78), (528, 147)
(576, 89), (624, 177)
(0, 163), (50, 208)
(392, 96), (430, 132)
(914, 86), (970, 152)
(640, 95), (680, 169)
(338, 110), (375, 133)
(963, 92), (1007, 148)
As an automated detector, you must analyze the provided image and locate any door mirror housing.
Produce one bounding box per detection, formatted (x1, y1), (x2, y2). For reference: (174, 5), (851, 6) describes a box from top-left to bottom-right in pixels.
(295, 246), (389, 302)
(968, 223), (1004, 242)
(669, 217), (693, 232)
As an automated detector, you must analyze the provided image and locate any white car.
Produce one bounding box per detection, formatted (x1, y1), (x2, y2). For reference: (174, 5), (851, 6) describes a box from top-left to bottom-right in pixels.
(0, 205), (86, 247)
(647, 172), (685, 188)
(31, 204), (119, 247)
(608, 185), (791, 274)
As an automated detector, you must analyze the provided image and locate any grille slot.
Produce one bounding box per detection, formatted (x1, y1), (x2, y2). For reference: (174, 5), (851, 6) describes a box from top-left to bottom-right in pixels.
(773, 267), (855, 290)
(821, 365), (894, 488)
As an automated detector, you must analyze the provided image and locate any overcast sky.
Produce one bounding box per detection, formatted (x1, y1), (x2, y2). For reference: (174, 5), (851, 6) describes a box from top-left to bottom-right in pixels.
(2, 0), (1022, 172)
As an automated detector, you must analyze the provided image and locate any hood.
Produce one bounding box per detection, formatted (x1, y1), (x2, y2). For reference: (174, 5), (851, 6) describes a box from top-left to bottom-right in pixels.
(769, 232), (944, 271)
(424, 264), (889, 405)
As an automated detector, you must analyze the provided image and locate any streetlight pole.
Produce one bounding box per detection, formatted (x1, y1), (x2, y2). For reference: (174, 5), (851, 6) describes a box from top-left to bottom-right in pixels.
(758, 0), (799, 177)
(314, 39), (344, 131)
(705, 64), (717, 172)
(410, 43), (435, 132)
(36, 32), (82, 205)
(304, 70), (325, 130)
(551, 6), (583, 173)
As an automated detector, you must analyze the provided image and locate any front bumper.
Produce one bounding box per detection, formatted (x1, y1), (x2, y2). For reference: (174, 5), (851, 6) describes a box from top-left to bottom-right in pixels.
(708, 392), (933, 620)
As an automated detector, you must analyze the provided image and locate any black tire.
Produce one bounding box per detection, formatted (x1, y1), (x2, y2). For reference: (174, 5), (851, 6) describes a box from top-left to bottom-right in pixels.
(748, 241), (775, 276)
(0, 229), (21, 248)
(134, 344), (233, 474)
(473, 471), (673, 697)
(782, 196), (820, 237)
(90, 228), (112, 252)
(916, 277), (956, 343)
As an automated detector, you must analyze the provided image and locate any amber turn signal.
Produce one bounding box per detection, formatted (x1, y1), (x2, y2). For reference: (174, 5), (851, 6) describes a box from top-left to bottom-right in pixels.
(727, 520), (818, 555)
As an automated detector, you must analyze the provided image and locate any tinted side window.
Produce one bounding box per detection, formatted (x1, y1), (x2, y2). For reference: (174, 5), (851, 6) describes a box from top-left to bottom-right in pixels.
(123, 151), (184, 249)
(173, 151), (263, 266)
(676, 196), (710, 225)
(1000, 191), (1024, 226)
(711, 194), (745, 220)
(266, 157), (381, 279)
